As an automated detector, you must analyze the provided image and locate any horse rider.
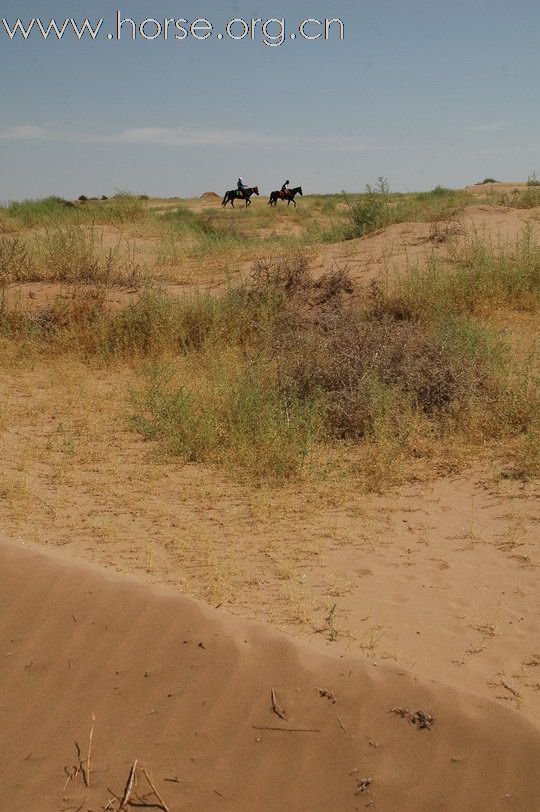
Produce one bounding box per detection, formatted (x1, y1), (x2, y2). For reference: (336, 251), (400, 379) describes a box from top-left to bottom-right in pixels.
(280, 180), (290, 198)
(237, 177), (247, 198)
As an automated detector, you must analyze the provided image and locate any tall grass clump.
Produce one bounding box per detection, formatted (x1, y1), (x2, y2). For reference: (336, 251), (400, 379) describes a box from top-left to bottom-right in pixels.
(345, 177), (393, 238)
(27, 223), (143, 287)
(0, 236), (31, 292)
(372, 226), (539, 321)
(6, 196), (74, 228)
(130, 359), (320, 480)
(163, 206), (220, 237)
(104, 192), (148, 223)
(512, 187), (540, 209)
(76, 192), (149, 225)
(160, 206), (250, 258)
(404, 187), (468, 222)
(344, 181), (468, 240)
(2, 192), (149, 230)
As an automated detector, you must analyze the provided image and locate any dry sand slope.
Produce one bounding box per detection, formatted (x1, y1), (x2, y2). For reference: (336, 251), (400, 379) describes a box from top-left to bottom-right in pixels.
(1, 537), (539, 812)
(314, 204), (540, 288)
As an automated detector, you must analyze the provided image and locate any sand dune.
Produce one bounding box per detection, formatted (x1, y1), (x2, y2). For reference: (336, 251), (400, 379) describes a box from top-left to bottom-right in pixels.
(313, 203), (540, 287)
(5, 200), (538, 314)
(1, 537), (539, 811)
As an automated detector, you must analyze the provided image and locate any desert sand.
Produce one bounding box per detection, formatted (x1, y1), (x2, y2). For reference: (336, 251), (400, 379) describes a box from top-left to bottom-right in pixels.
(2, 536), (540, 811)
(1, 189), (539, 810)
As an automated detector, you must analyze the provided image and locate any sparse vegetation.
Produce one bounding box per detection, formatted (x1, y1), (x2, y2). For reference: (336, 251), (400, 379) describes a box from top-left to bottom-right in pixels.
(371, 226), (539, 320)
(0, 185), (538, 698)
(121, 248), (538, 484)
(6, 196), (74, 227)
(0, 189), (538, 489)
(343, 179), (468, 239)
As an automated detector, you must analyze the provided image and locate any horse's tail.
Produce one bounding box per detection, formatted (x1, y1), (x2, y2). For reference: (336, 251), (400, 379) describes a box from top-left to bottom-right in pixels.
(222, 192), (228, 206)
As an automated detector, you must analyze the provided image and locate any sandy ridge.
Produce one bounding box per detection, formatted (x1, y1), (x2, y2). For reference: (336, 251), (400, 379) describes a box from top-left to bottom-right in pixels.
(1, 537), (539, 811)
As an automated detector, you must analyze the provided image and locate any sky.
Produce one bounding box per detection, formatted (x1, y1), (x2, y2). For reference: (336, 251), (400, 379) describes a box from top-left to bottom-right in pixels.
(1, 0), (539, 201)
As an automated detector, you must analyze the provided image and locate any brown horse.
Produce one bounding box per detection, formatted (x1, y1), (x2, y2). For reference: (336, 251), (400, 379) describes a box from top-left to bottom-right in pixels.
(268, 186), (303, 207)
(222, 186), (259, 207)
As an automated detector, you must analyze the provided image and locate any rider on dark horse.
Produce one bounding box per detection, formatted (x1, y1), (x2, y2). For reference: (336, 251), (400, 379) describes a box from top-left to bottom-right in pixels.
(237, 177), (247, 199)
(280, 180), (290, 199)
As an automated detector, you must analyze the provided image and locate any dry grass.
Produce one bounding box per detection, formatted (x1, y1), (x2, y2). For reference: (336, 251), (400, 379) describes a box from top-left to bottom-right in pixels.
(0, 191), (538, 714)
(371, 226), (539, 321)
(2, 230), (538, 488)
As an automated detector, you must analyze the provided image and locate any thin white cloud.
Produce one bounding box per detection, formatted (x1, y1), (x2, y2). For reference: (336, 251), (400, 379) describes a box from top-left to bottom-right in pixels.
(0, 122), (385, 152)
(459, 122), (507, 133)
(456, 145), (540, 156)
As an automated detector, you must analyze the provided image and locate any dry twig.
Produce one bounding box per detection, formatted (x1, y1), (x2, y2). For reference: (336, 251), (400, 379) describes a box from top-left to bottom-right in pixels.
(87, 713), (95, 787)
(120, 759), (138, 808)
(75, 741), (88, 787)
(270, 688), (287, 720)
(141, 767), (170, 812)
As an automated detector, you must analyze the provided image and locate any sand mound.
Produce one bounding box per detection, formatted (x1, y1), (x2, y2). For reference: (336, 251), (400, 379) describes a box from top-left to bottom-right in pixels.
(1, 538), (539, 811)
(200, 191), (221, 200)
(464, 181), (529, 196)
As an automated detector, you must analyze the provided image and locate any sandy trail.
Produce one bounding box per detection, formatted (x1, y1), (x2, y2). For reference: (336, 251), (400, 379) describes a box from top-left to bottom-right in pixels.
(2, 536), (539, 811)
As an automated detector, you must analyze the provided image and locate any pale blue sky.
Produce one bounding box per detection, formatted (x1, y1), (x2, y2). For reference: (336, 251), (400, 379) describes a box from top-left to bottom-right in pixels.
(1, 1), (539, 200)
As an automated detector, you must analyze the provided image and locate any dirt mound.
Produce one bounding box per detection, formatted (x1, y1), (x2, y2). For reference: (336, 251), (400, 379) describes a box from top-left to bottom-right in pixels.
(1, 537), (539, 811)
(464, 181), (529, 195)
(200, 191), (221, 200)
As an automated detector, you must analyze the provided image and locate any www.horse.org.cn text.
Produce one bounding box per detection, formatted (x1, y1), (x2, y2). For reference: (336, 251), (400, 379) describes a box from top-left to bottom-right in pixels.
(1, 14), (345, 46)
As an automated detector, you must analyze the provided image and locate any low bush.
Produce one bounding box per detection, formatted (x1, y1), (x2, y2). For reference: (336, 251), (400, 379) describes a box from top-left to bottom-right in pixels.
(7, 196), (73, 227)
(2, 245), (537, 485)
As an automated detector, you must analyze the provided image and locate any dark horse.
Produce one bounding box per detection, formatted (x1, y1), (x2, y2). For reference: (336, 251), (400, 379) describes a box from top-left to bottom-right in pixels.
(222, 186), (259, 207)
(268, 186), (303, 207)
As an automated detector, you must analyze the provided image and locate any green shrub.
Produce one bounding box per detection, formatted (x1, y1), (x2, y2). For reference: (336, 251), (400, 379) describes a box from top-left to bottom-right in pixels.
(130, 359), (320, 480)
(345, 177), (393, 238)
(6, 196), (73, 227)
